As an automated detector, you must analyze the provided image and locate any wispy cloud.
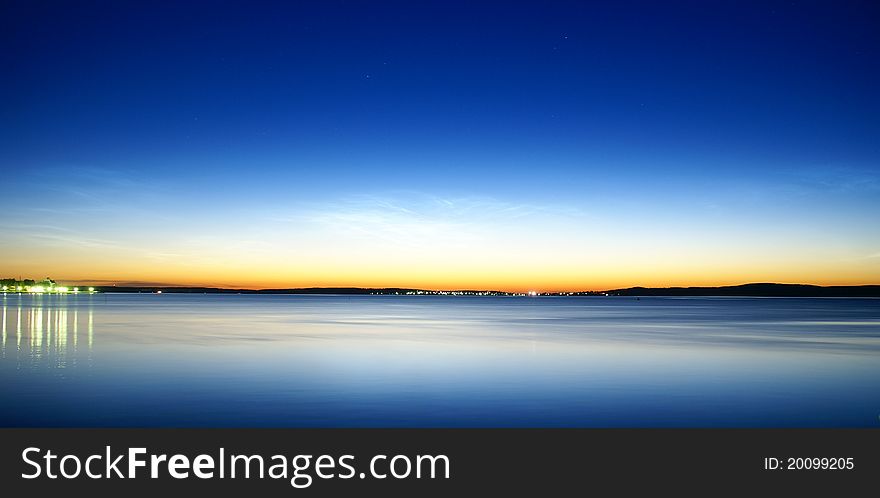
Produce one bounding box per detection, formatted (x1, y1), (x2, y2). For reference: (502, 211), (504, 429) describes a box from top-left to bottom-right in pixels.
(0, 223), (122, 250)
(12, 165), (174, 212)
(784, 166), (880, 195)
(282, 192), (586, 249)
(30, 165), (149, 190)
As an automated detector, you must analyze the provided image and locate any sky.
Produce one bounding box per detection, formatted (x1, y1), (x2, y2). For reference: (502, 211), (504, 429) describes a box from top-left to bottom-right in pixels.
(1, 0), (879, 291)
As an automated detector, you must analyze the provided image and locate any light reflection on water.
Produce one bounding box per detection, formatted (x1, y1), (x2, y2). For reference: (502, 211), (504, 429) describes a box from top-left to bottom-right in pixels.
(0, 293), (878, 427)
(0, 295), (94, 373)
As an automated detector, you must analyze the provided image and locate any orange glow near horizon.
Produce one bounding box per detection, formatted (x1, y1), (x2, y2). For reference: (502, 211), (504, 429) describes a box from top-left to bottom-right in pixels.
(5, 257), (878, 292)
(3, 193), (878, 292)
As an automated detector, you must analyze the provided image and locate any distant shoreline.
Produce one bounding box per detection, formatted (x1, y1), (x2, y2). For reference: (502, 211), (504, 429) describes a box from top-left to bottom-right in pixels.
(17, 283), (876, 297)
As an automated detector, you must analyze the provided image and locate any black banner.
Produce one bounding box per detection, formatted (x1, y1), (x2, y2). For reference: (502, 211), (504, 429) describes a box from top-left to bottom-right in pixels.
(1, 429), (876, 496)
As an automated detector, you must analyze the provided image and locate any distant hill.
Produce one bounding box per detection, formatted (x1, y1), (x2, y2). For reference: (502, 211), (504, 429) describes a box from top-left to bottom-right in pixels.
(607, 283), (880, 297)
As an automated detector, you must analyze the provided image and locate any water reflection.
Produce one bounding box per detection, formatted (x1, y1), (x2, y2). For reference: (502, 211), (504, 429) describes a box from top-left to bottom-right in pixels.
(0, 294), (95, 373)
(0, 294), (878, 427)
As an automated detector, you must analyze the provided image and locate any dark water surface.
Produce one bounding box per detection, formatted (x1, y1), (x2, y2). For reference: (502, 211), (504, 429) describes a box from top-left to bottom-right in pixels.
(1, 293), (878, 427)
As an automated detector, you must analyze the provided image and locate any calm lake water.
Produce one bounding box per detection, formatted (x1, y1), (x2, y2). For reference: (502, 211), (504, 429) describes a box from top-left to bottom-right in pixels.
(0, 293), (878, 427)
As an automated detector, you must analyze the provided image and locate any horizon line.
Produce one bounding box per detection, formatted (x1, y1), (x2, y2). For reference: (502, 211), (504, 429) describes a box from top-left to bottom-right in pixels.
(4, 279), (878, 294)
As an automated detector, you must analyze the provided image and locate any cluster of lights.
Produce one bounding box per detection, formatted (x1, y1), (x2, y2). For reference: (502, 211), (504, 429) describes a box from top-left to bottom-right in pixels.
(1, 285), (96, 294)
(364, 289), (544, 296)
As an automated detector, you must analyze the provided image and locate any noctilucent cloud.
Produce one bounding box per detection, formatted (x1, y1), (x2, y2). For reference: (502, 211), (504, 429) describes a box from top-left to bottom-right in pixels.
(1, 1), (879, 290)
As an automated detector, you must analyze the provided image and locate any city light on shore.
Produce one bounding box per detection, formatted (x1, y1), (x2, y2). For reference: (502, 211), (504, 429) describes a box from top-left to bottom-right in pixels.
(0, 278), (98, 294)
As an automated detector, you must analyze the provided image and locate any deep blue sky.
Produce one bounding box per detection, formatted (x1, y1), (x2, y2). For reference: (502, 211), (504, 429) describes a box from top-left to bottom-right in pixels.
(1, 1), (879, 288)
